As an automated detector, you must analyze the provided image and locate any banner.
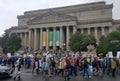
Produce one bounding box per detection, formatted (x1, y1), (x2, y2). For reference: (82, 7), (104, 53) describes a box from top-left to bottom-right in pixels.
(48, 31), (53, 46)
(42, 32), (46, 46)
(56, 30), (60, 46)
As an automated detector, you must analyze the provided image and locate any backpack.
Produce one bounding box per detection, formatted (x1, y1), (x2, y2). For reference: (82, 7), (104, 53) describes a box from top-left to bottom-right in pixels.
(66, 60), (70, 69)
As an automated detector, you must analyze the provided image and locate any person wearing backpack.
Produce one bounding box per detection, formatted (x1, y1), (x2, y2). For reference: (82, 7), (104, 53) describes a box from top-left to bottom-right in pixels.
(111, 58), (117, 77)
(64, 57), (71, 81)
(43, 59), (49, 76)
(32, 57), (37, 74)
(35, 58), (40, 74)
(82, 58), (90, 78)
(13, 58), (22, 80)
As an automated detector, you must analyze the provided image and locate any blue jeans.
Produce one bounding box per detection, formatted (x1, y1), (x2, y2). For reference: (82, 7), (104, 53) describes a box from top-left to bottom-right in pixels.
(79, 66), (83, 71)
(51, 66), (56, 74)
(82, 68), (89, 77)
(65, 69), (70, 78)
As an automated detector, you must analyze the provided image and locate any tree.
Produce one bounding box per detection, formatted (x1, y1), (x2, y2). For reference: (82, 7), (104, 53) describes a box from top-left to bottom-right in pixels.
(2, 33), (21, 54)
(103, 32), (120, 55)
(97, 35), (106, 54)
(81, 34), (96, 51)
(0, 37), (2, 46)
(69, 32), (83, 51)
(1, 33), (9, 53)
(100, 26), (120, 56)
(69, 32), (96, 52)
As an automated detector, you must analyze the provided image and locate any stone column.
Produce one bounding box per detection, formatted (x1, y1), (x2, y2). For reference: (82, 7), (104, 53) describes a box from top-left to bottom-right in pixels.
(73, 26), (77, 34)
(88, 28), (90, 34)
(94, 27), (98, 41)
(81, 28), (84, 34)
(31, 30), (34, 50)
(20, 33), (23, 48)
(20, 33), (22, 38)
(26, 32), (29, 48)
(15, 33), (18, 37)
(101, 27), (105, 36)
(40, 28), (43, 50)
(46, 28), (49, 51)
(24, 32), (27, 48)
(66, 26), (70, 50)
(53, 27), (56, 49)
(28, 30), (31, 51)
(34, 28), (37, 50)
(109, 27), (112, 33)
(60, 27), (63, 48)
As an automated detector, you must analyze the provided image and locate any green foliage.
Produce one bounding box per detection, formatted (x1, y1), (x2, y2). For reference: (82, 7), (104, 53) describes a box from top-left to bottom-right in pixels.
(102, 31), (120, 55)
(69, 32), (83, 51)
(97, 26), (120, 56)
(97, 36), (106, 55)
(69, 32), (96, 52)
(1, 33), (21, 54)
(0, 37), (2, 46)
(82, 35), (96, 51)
(117, 26), (120, 32)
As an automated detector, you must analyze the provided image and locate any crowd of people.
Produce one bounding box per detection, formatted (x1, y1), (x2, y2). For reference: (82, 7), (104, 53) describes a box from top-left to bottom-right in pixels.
(0, 50), (120, 81)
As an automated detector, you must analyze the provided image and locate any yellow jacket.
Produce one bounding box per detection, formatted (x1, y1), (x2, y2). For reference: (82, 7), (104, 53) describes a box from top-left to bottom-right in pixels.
(111, 60), (117, 69)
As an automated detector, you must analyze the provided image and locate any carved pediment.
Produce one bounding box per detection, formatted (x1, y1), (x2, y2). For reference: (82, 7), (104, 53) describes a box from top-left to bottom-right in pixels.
(27, 11), (77, 25)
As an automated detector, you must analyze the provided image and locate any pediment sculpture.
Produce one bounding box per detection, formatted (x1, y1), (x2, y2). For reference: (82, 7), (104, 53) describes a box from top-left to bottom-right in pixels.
(27, 11), (77, 25)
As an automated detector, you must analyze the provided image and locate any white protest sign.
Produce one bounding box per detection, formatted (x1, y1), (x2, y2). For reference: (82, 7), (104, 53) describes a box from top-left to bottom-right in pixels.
(116, 51), (120, 58)
(7, 53), (11, 58)
(108, 51), (113, 58)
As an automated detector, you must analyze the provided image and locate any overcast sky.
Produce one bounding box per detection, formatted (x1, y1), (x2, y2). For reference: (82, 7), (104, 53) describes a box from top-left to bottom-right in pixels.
(0, 0), (120, 36)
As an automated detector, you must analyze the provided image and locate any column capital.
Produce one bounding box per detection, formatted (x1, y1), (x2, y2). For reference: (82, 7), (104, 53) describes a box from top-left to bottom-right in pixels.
(34, 28), (37, 30)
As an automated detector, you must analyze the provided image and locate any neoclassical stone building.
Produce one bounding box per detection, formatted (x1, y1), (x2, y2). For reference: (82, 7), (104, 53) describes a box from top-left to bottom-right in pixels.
(6, 1), (120, 51)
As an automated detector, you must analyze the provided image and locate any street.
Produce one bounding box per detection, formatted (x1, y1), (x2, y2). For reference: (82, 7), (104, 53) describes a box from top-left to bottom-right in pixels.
(1, 68), (120, 81)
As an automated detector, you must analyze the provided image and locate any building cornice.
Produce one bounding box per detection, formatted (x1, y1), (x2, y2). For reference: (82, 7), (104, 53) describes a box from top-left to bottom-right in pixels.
(113, 20), (120, 24)
(24, 1), (106, 14)
(11, 26), (28, 30)
(6, 26), (28, 32)
(17, 1), (113, 19)
(78, 18), (113, 25)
